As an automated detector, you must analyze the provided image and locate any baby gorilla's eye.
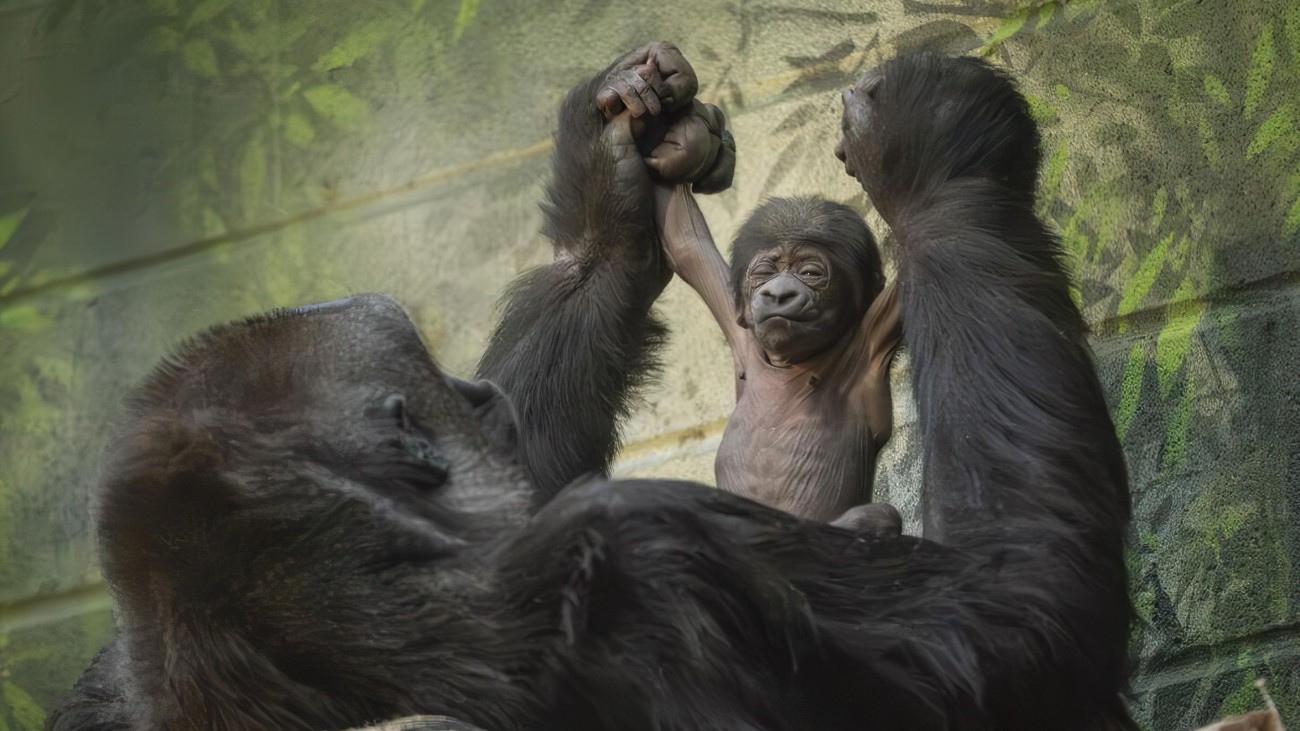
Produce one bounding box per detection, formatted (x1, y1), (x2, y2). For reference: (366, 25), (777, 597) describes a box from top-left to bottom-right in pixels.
(799, 265), (826, 278)
(751, 263), (778, 278)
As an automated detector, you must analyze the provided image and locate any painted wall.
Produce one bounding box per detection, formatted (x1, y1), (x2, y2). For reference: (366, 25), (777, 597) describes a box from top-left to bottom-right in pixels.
(0, 0), (1295, 728)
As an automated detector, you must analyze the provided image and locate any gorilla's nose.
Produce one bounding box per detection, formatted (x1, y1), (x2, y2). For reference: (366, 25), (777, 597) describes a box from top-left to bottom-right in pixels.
(756, 275), (810, 319)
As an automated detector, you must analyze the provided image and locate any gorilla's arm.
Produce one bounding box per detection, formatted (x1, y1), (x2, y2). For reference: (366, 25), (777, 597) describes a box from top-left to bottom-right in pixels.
(836, 53), (1133, 726)
(654, 183), (754, 379)
(477, 45), (698, 499)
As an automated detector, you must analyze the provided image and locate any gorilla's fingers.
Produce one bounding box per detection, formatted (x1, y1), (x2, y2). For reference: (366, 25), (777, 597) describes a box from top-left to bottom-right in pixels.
(648, 43), (698, 111)
(598, 67), (661, 119)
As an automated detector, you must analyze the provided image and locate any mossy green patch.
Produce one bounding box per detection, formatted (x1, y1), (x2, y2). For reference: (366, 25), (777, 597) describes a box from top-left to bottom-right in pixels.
(1244, 24), (1275, 119)
(182, 39), (219, 78)
(1115, 342), (1146, 442)
(1053, 83), (1070, 100)
(303, 84), (369, 129)
(1025, 94), (1055, 123)
(1203, 74), (1230, 105)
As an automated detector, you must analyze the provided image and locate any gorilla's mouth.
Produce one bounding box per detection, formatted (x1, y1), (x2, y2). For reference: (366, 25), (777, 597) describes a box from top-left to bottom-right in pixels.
(755, 311), (819, 326)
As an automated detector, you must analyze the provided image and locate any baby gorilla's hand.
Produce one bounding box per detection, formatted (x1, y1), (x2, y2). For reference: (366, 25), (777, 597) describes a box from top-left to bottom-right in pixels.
(644, 100), (736, 194)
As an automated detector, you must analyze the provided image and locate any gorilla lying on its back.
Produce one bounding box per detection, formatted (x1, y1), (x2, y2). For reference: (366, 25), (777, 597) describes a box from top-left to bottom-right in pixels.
(49, 44), (1133, 731)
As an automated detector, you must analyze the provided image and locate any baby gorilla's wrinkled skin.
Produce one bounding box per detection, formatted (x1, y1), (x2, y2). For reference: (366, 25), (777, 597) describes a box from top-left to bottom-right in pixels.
(651, 158), (902, 531)
(586, 46), (902, 531)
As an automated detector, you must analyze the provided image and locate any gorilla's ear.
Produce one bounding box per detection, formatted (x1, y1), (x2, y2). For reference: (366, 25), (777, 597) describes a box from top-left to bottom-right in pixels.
(446, 377), (520, 457)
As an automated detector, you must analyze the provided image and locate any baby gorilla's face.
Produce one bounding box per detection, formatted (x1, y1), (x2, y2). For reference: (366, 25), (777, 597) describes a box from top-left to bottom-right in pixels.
(742, 243), (855, 366)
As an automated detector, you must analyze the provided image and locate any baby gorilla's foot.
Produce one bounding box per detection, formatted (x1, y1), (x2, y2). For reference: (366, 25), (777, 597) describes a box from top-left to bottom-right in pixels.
(830, 503), (903, 539)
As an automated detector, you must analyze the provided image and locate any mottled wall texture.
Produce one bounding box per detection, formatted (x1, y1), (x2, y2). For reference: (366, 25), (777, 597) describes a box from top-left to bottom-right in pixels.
(0, 0), (1296, 728)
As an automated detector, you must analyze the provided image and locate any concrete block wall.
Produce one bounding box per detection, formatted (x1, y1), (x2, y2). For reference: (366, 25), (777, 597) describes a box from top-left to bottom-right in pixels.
(0, 1), (1295, 728)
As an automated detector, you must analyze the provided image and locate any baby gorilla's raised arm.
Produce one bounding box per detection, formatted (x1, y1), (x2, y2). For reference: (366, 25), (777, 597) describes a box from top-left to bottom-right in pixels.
(655, 184), (752, 372)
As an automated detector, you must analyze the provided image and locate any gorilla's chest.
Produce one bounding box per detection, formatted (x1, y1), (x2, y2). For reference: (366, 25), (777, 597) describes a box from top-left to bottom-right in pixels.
(715, 373), (877, 521)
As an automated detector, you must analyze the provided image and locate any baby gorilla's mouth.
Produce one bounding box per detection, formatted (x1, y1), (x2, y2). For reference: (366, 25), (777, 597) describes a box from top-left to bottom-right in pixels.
(756, 311), (818, 326)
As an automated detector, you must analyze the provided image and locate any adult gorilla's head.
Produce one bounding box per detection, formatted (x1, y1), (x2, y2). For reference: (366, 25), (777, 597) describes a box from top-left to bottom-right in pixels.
(95, 295), (538, 730)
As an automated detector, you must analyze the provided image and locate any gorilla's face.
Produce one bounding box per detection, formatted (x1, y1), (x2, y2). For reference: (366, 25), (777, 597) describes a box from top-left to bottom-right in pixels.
(115, 295), (533, 554)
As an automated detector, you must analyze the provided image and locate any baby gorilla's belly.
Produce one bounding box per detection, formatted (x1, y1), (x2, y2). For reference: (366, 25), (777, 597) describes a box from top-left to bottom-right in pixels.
(714, 410), (876, 521)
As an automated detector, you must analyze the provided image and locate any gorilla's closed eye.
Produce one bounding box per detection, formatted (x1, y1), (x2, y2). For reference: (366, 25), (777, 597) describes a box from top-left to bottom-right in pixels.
(381, 392), (451, 489)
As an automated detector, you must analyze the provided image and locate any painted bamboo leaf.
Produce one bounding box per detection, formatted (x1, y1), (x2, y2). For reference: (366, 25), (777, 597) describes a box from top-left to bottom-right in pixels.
(2, 681), (43, 730)
(1115, 342), (1146, 442)
(1203, 75), (1230, 105)
(1155, 306), (1202, 399)
(1246, 103), (1298, 158)
(282, 113), (316, 148)
(182, 39), (220, 78)
(1243, 24), (1275, 118)
(980, 8), (1030, 55)
(0, 306), (51, 334)
(0, 208), (28, 252)
(314, 19), (393, 72)
(1117, 232), (1176, 319)
(454, 0), (482, 42)
(185, 0), (238, 30)
(303, 84), (369, 129)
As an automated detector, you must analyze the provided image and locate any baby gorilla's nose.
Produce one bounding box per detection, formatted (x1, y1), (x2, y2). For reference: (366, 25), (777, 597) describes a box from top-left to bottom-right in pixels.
(756, 274), (812, 320)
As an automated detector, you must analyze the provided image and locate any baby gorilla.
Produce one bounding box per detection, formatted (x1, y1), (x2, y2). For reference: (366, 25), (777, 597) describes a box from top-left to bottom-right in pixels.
(656, 186), (902, 532)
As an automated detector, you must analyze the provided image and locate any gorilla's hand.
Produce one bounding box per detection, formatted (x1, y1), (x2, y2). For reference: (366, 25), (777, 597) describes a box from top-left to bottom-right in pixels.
(596, 43), (698, 120)
(645, 100), (736, 194)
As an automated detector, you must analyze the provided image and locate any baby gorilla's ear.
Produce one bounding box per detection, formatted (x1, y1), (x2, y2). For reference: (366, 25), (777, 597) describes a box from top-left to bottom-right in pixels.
(644, 100), (736, 194)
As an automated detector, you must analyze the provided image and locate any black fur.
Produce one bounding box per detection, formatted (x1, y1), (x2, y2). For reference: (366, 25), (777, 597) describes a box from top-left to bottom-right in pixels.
(476, 64), (669, 500)
(48, 50), (1133, 731)
(839, 52), (1134, 728)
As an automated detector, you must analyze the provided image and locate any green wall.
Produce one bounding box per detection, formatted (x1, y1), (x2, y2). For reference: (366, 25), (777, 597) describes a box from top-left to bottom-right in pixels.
(0, 1), (1296, 728)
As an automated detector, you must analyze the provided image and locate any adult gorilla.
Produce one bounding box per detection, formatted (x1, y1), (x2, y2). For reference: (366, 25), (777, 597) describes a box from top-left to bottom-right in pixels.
(47, 46), (1133, 731)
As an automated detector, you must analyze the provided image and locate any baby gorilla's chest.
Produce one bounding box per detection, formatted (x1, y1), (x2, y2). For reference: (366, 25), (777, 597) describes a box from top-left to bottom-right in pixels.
(714, 386), (876, 521)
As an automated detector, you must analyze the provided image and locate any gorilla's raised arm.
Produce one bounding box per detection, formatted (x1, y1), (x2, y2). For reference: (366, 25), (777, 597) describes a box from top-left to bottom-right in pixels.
(476, 43), (725, 499)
